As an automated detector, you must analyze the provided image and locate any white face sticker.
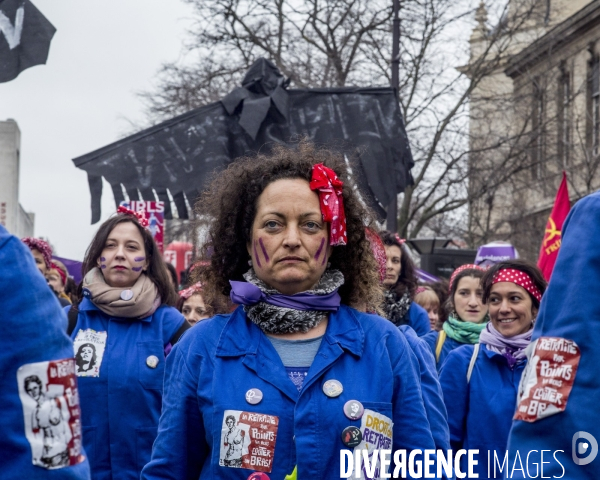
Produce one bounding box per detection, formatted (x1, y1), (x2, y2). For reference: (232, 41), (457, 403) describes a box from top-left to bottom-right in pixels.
(352, 409), (394, 480)
(17, 358), (84, 469)
(73, 329), (107, 377)
(219, 410), (279, 473)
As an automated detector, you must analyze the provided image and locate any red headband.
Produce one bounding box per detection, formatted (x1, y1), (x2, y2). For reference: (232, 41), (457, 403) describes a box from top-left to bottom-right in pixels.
(449, 264), (484, 293)
(49, 262), (67, 285)
(117, 205), (149, 228)
(310, 164), (347, 246)
(492, 268), (542, 303)
(179, 282), (203, 300)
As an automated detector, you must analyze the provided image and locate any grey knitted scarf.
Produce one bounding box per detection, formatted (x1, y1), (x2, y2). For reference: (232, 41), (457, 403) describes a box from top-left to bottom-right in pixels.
(382, 289), (412, 327)
(243, 268), (345, 334)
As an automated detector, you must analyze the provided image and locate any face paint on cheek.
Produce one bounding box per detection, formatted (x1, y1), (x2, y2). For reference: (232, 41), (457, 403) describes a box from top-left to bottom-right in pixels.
(321, 240), (329, 266)
(100, 265), (107, 269)
(134, 257), (145, 262)
(258, 238), (270, 262)
(132, 267), (143, 272)
(100, 257), (106, 261)
(315, 238), (325, 261)
(253, 241), (262, 269)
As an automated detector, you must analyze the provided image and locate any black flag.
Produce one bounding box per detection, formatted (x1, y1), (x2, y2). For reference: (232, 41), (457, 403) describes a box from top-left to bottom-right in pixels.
(74, 59), (414, 223)
(0, 0), (55, 83)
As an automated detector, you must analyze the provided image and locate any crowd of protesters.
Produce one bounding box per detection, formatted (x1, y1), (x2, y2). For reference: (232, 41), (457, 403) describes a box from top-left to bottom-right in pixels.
(0, 141), (593, 479)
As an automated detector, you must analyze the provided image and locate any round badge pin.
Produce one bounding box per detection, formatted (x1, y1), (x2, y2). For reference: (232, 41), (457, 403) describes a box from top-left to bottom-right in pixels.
(146, 355), (159, 368)
(245, 388), (263, 405)
(322, 379), (343, 398)
(247, 473), (270, 480)
(343, 400), (364, 420)
(341, 426), (363, 448)
(120, 289), (134, 301)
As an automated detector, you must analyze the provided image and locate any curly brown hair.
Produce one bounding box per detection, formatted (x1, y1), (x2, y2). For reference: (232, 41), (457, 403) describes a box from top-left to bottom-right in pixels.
(193, 141), (383, 311)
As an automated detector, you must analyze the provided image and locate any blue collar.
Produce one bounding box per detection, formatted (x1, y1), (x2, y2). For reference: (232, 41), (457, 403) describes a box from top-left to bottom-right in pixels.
(216, 304), (365, 358)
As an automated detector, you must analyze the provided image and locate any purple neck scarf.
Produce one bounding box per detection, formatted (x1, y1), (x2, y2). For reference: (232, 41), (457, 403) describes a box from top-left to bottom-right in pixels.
(229, 281), (341, 312)
(479, 322), (533, 369)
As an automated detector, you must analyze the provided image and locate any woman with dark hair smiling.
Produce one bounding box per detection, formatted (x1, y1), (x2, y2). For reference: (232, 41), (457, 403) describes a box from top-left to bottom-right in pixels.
(67, 207), (187, 480)
(378, 231), (431, 336)
(439, 259), (547, 478)
(142, 142), (435, 479)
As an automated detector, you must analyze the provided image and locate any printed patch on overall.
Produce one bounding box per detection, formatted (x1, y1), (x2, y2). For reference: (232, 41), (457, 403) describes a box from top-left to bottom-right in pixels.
(219, 410), (279, 473)
(17, 358), (84, 469)
(514, 337), (581, 422)
(352, 409), (394, 480)
(73, 329), (107, 377)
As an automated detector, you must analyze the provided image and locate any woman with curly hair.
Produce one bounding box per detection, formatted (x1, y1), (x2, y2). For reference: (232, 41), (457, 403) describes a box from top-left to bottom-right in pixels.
(378, 231), (431, 336)
(176, 282), (213, 325)
(142, 142), (436, 479)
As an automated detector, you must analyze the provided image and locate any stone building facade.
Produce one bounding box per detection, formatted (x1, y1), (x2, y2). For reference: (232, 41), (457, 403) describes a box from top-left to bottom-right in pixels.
(0, 119), (34, 237)
(468, 0), (600, 260)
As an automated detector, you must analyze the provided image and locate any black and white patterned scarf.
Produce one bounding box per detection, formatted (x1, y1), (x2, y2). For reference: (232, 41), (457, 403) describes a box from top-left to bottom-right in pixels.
(382, 289), (412, 327)
(242, 268), (345, 334)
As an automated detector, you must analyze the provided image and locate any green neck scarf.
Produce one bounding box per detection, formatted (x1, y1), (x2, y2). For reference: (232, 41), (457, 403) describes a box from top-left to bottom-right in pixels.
(443, 313), (488, 344)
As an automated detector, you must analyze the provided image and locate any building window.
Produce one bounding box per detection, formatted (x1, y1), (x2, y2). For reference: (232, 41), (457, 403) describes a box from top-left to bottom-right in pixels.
(592, 55), (600, 156)
(532, 80), (545, 179)
(558, 68), (571, 166)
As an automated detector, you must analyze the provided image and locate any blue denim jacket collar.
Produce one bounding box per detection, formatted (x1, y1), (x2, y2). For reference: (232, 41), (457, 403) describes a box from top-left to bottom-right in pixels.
(216, 304), (365, 358)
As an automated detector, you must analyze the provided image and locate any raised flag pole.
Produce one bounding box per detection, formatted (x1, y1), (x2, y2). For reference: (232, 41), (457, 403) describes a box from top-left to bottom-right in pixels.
(387, 0), (401, 232)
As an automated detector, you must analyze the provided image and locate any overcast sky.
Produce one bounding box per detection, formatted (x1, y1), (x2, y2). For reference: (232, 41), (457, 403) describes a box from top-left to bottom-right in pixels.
(2, 0), (194, 260)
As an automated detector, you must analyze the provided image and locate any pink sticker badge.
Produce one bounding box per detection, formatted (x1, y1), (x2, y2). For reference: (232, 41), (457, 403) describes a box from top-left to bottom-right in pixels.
(17, 358), (84, 469)
(219, 410), (279, 473)
(514, 337), (581, 422)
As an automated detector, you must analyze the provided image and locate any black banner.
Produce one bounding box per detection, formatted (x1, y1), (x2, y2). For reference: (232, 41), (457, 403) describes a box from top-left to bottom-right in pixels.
(0, 0), (55, 83)
(73, 59), (414, 223)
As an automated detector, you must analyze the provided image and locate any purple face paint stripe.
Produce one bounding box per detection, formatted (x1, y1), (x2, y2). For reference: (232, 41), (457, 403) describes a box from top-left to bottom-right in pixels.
(321, 249), (327, 266)
(132, 267), (143, 272)
(134, 257), (145, 262)
(100, 265), (107, 269)
(100, 257), (106, 261)
(258, 238), (270, 262)
(315, 238), (325, 261)
(253, 241), (262, 269)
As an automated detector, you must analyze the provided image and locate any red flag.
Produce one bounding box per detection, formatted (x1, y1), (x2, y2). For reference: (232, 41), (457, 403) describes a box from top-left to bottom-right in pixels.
(537, 172), (571, 280)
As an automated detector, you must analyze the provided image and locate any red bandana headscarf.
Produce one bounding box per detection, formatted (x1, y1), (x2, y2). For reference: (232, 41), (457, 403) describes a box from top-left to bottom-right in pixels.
(21, 237), (53, 269)
(492, 268), (542, 303)
(117, 205), (149, 228)
(310, 164), (347, 246)
(449, 264), (484, 293)
(179, 282), (203, 300)
(50, 262), (67, 285)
